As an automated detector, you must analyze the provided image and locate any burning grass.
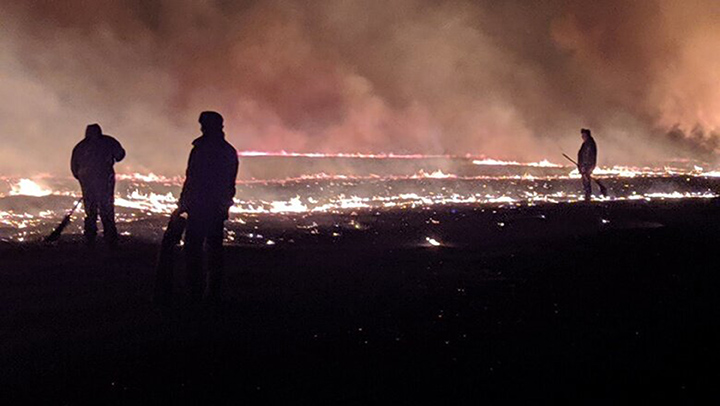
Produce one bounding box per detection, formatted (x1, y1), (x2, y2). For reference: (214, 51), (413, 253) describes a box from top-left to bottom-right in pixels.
(1, 154), (719, 242)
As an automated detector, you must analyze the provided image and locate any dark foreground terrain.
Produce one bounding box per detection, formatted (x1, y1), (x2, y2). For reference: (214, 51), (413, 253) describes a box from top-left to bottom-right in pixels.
(2, 199), (720, 404)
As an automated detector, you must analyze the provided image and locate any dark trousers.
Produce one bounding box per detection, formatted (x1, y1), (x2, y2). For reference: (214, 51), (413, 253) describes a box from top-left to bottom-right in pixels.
(81, 179), (117, 244)
(184, 213), (225, 300)
(581, 172), (592, 201)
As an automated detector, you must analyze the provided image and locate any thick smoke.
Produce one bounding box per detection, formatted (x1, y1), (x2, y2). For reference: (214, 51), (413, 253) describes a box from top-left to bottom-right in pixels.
(1, 0), (719, 176)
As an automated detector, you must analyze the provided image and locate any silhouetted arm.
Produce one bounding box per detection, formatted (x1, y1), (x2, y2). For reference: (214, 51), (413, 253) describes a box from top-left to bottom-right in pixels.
(178, 148), (197, 213)
(583, 142), (597, 172)
(578, 142), (596, 173)
(71, 144), (81, 179)
(223, 151), (239, 211)
(112, 138), (126, 162)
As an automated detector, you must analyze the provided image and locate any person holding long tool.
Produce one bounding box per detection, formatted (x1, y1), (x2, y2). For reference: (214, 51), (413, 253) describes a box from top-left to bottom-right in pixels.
(562, 129), (607, 200)
(71, 124), (125, 246)
(577, 128), (598, 201)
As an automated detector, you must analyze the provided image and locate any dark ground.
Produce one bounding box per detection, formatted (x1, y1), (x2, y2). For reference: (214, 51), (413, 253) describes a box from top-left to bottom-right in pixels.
(2, 199), (720, 404)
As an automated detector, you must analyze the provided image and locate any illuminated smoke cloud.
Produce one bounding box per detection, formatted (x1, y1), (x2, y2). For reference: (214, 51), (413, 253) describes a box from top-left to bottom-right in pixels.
(0, 0), (718, 176)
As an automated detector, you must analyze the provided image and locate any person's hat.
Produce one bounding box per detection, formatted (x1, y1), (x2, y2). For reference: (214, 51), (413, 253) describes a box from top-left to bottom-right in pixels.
(199, 111), (224, 129)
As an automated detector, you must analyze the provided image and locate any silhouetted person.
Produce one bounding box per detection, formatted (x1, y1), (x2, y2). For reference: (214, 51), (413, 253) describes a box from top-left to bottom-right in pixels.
(578, 128), (597, 201)
(71, 124), (125, 246)
(177, 111), (238, 301)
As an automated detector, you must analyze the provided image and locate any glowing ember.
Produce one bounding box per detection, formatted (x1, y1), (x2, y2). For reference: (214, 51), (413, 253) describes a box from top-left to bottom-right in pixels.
(426, 237), (442, 247)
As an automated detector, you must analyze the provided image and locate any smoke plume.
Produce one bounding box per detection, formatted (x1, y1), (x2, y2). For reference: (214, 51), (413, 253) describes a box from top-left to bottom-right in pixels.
(1, 0), (719, 176)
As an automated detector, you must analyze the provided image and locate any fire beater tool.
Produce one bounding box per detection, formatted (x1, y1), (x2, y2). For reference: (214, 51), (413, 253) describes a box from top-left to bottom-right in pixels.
(154, 210), (188, 305)
(562, 153), (608, 197)
(44, 199), (82, 243)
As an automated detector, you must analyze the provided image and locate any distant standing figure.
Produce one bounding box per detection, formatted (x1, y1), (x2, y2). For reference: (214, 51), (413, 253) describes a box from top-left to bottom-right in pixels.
(71, 124), (125, 246)
(577, 128), (597, 201)
(178, 111), (238, 301)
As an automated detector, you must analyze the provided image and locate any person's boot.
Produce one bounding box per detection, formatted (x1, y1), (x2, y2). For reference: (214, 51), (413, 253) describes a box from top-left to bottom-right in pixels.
(105, 233), (119, 249)
(84, 232), (97, 248)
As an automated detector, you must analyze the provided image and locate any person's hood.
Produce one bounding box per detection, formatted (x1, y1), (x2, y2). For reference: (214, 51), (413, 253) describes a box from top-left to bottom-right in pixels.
(85, 123), (102, 138)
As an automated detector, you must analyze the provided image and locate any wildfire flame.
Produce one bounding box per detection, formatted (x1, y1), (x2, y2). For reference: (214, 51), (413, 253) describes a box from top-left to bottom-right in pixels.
(10, 179), (52, 197)
(472, 158), (562, 167)
(238, 151), (470, 159)
(1, 153), (719, 242)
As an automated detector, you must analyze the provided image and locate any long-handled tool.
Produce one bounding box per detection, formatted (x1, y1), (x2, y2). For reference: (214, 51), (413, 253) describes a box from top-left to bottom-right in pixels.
(44, 199), (82, 243)
(562, 153), (608, 197)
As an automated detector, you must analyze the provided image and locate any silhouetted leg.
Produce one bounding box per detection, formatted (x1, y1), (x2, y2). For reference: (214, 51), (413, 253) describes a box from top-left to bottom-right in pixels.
(154, 243), (175, 305)
(206, 217), (225, 301)
(100, 193), (118, 246)
(582, 173), (592, 201)
(83, 195), (99, 245)
(184, 216), (206, 302)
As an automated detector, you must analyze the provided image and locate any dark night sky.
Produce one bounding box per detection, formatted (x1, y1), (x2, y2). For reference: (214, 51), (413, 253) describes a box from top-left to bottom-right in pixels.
(1, 0), (719, 176)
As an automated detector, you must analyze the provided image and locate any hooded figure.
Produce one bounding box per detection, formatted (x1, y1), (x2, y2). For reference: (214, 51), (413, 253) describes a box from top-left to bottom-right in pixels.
(177, 111), (238, 301)
(71, 124), (125, 245)
(577, 128), (597, 201)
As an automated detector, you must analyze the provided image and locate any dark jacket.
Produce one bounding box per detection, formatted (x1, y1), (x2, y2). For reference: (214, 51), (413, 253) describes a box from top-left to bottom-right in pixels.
(71, 134), (125, 186)
(178, 131), (238, 218)
(577, 136), (597, 174)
